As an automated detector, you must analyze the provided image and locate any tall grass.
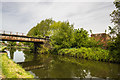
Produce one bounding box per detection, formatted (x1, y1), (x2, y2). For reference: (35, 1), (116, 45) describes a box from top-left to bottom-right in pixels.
(1, 54), (34, 78)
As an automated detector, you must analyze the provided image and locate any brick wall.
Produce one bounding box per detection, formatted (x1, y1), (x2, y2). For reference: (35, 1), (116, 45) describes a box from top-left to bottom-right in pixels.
(91, 33), (111, 48)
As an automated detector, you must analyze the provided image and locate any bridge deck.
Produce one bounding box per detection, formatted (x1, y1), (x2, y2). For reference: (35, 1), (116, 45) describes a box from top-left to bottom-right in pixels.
(0, 33), (48, 43)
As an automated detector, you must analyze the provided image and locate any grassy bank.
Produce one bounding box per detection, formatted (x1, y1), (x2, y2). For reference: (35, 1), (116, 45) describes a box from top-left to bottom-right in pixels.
(0, 53), (34, 78)
(58, 47), (119, 63)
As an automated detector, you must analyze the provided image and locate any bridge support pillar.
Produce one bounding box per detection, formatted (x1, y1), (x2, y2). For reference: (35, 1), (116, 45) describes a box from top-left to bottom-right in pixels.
(34, 42), (42, 54)
(34, 43), (38, 54)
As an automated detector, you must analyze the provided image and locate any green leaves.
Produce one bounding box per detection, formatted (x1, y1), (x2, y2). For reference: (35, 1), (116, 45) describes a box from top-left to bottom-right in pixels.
(108, 1), (120, 61)
(27, 18), (103, 53)
(51, 21), (74, 50)
(110, 1), (120, 35)
(27, 18), (54, 37)
(58, 47), (111, 62)
(73, 28), (89, 48)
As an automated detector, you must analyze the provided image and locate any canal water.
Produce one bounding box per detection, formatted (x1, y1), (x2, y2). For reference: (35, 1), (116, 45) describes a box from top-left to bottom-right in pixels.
(6, 48), (120, 79)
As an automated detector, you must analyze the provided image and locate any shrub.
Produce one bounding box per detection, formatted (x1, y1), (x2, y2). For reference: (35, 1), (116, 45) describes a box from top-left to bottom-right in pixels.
(58, 47), (112, 62)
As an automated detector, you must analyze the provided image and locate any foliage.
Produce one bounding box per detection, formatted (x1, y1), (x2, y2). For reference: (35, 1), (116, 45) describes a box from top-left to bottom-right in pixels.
(58, 47), (113, 62)
(85, 37), (103, 48)
(108, 34), (120, 62)
(110, 1), (120, 35)
(72, 28), (89, 48)
(7, 41), (16, 47)
(50, 21), (74, 50)
(0, 46), (7, 51)
(108, 1), (120, 61)
(27, 19), (103, 53)
(26, 17), (119, 62)
(26, 18), (55, 52)
(38, 44), (50, 54)
(27, 18), (54, 37)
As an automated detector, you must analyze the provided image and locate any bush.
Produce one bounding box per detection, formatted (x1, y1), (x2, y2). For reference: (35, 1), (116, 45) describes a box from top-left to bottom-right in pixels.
(58, 47), (112, 62)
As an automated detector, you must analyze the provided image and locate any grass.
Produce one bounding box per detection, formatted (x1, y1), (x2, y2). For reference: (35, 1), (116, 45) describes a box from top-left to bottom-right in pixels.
(0, 53), (34, 78)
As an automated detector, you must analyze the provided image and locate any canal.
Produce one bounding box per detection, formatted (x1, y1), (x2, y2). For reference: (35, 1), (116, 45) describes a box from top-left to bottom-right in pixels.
(6, 48), (120, 79)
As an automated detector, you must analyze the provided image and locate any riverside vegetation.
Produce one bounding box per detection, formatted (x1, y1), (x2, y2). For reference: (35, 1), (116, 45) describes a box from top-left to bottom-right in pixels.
(58, 47), (118, 62)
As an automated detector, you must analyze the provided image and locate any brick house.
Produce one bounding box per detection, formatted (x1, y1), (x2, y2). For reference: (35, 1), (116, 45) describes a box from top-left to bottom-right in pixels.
(91, 33), (111, 48)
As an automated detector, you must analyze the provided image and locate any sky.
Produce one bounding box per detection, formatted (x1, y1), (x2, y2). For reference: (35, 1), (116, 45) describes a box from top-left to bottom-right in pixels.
(0, 0), (116, 35)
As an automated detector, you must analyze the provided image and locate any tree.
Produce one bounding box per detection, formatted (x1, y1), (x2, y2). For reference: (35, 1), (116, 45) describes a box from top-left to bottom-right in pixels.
(26, 19), (55, 52)
(50, 21), (74, 50)
(72, 28), (89, 48)
(27, 18), (55, 37)
(108, 26), (116, 38)
(108, 1), (120, 61)
(110, 1), (120, 35)
(7, 41), (16, 47)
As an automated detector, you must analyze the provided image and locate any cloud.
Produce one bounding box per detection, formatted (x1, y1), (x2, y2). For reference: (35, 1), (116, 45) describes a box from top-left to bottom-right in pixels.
(65, 2), (115, 33)
(2, 2), (115, 34)
(0, 2), (2, 30)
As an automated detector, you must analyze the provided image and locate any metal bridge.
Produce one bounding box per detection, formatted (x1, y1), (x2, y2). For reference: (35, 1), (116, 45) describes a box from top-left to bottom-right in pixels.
(0, 30), (49, 53)
(0, 30), (49, 43)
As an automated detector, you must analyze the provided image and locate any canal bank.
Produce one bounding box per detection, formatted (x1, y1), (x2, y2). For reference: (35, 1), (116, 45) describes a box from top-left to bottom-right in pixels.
(0, 53), (34, 78)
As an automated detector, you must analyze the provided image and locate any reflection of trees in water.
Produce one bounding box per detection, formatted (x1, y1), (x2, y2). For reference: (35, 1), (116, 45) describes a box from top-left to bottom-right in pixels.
(18, 52), (53, 76)
(33, 54), (120, 78)
(8, 47), (16, 59)
(23, 49), (34, 61)
(23, 49), (53, 62)
(57, 56), (120, 79)
(18, 51), (120, 79)
(28, 54), (86, 78)
(8, 47), (23, 59)
(17, 48), (22, 51)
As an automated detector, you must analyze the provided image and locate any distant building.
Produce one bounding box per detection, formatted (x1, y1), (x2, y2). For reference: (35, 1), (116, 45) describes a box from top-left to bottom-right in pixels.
(91, 33), (111, 48)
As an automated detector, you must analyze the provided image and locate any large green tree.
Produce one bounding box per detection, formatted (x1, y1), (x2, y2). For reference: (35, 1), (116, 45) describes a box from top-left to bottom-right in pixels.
(26, 18), (55, 52)
(108, 1), (120, 61)
(50, 21), (74, 50)
(109, 1), (120, 35)
(72, 28), (89, 48)
(27, 18), (54, 37)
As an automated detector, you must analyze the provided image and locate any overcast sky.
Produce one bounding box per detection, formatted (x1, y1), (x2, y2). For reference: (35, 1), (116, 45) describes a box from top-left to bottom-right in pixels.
(0, 0), (116, 34)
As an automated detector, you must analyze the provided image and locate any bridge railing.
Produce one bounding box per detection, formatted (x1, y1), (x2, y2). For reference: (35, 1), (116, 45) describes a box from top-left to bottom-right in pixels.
(0, 30), (27, 36)
(0, 30), (50, 42)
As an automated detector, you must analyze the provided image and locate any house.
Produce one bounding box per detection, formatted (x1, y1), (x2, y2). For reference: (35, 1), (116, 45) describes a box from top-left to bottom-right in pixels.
(91, 33), (111, 48)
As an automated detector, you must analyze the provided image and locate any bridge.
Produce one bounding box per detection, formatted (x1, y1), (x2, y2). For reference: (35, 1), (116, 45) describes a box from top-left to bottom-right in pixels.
(0, 30), (49, 43)
(0, 30), (49, 53)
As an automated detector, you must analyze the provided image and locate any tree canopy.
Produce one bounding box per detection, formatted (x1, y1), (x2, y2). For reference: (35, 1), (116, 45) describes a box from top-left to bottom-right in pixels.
(109, 1), (120, 35)
(108, 1), (120, 60)
(27, 18), (55, 37)
(27, 19), (95, 50)
(50, 21), (74, 50)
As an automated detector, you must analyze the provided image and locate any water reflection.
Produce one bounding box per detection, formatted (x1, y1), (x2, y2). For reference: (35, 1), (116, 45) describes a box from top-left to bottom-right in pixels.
(7, 47), (16, 59)
(7, 47), (25, 62)
(7, 49), (120, 79)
